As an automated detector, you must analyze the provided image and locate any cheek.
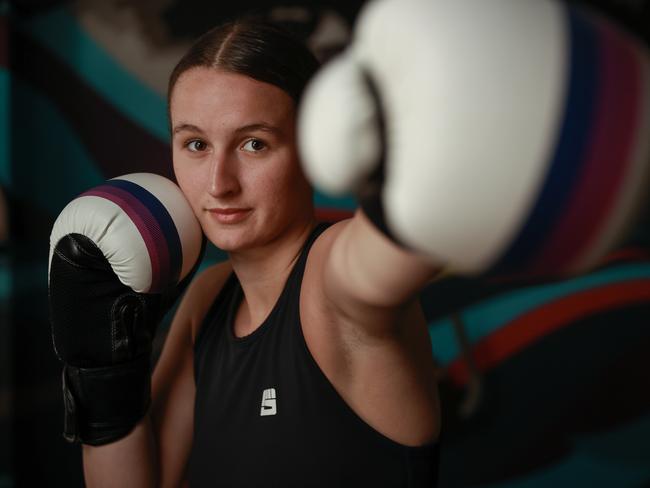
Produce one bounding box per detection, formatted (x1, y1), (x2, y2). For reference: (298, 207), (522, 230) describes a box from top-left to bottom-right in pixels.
(173, 158), (203, 208)
(254, 154), (299, 198)
(258, 157), (311, 216)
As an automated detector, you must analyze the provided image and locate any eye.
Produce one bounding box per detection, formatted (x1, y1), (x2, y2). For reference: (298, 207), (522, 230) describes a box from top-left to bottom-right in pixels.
(185, 139), (208, 152)
(241, 138), (267, 153)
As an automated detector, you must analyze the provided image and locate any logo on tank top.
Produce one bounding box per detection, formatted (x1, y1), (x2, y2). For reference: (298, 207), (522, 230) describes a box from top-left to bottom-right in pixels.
(260, 388), (277, 416)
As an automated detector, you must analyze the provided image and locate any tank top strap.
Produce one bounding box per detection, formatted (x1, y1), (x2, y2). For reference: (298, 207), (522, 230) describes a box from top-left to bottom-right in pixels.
(193, 271), (237, 357)
(288, 221), (332, 288)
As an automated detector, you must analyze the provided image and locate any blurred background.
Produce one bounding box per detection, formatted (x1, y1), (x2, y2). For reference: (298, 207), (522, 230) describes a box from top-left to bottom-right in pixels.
(0, 0), (649, 486)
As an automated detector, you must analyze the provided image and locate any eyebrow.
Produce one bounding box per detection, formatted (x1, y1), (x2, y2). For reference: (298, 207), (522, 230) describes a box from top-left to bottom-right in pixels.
(172, 122), (283, 136)
(173, 123), (204, 135)
(235, 123), (282, 135)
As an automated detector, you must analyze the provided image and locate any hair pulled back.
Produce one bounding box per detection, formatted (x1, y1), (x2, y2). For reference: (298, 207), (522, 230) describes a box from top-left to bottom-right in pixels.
(168, 17), (320, 109)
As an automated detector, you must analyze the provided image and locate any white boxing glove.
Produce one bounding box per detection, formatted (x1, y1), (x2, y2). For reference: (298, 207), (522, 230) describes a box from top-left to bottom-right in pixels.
(298, 0), (650, 277)
(48, 173), (204, 445)
(49, 173), (203, 293)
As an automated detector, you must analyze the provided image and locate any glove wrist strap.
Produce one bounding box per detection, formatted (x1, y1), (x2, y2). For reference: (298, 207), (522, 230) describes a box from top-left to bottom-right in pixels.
(356, 68), (405, 246)
(62, 354), (151, 446)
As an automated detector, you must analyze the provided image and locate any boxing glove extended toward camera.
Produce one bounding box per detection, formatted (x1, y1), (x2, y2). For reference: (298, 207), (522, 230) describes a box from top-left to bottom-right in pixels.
(49, 173), (204, 445)
(298, 0), (650, 277)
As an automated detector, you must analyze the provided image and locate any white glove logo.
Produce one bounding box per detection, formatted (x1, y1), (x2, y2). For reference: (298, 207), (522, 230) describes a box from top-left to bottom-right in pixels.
(260, 388), (277, 416)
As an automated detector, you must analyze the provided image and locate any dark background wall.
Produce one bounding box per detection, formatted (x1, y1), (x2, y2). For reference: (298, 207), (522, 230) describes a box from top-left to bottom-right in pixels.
(0, 0), (649, 486)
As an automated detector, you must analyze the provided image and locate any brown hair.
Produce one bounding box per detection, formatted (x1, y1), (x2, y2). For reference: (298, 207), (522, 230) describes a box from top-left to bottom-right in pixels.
(168, 17), (320, 111)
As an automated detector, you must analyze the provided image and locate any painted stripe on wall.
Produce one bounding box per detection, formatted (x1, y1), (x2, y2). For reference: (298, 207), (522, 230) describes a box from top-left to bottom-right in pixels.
(12, 30), (173, 181)
(10, 79), (104, 212)
(313, 191), (356, 212)
(20, 6), (170, 143)
(429, 263), (650, 365)
(447, 279), (650, 384)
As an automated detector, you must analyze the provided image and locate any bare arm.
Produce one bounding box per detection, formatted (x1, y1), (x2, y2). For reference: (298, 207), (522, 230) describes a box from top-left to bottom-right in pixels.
(82, 419), (157, 488)
(324, 209), (443, 331)
(301, 210), (442, 446)
(82, 262), (231, 488)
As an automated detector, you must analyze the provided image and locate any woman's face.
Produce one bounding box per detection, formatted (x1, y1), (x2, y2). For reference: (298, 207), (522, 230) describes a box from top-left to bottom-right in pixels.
(170, 67), (313, 252)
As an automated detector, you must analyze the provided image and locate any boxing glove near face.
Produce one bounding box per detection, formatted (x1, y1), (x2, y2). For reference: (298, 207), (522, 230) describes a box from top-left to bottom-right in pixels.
(298, 0), (650, 278)
(49, 173), (204, 445)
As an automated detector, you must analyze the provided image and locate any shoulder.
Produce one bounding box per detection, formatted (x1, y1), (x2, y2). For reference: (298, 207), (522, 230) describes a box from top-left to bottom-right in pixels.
(301, 218), (351, 310)
(176, 260), (233, 343)
(306, 218), (351, 266)
(300, 218), (352, 347)
(302, 213), (442, 351)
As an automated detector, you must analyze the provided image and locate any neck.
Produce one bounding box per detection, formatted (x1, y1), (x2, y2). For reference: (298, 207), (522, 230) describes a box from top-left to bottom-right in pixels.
(228, 216), (318, 334)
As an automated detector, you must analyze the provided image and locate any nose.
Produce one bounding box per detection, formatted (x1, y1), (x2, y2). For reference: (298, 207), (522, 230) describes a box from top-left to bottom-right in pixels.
(207, 152), (240, 199)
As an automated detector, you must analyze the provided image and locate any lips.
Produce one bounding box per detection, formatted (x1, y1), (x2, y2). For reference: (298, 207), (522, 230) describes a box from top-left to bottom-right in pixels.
(207, 207), (252, 224)
(209, 208), (249, 215)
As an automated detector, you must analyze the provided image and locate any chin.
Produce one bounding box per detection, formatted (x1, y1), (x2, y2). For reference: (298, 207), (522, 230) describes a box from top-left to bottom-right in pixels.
(202, 212), (300, 252)
(207, 232), (248, 253)
(204, 224), (261, 253)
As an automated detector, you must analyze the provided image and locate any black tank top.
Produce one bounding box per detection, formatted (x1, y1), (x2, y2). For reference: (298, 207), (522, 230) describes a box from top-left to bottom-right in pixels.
(189, 223), (439, 487)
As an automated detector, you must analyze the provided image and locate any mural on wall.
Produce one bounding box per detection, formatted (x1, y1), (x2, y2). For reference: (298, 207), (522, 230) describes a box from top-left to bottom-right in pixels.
(1, 0), (649, 486)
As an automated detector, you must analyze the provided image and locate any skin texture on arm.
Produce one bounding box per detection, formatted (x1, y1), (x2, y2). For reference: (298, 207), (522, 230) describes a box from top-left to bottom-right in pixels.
(82, 418), (157, 488)
(300, 211), (443, 447)
(152, 261), (232, 487)
(324, 209), (443, 328)
(81, 262), (231, 488)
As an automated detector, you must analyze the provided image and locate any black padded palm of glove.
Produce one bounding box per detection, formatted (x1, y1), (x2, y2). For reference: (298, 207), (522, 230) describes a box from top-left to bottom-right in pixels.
(49, 233), (204, 445)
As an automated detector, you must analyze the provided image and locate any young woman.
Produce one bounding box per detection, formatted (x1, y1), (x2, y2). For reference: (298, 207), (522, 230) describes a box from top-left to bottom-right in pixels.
(51, 0), (650, 484)
(81, 18), (441, 487)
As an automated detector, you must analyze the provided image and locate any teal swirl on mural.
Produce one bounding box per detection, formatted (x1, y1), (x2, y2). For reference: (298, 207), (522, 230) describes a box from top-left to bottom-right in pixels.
(11, 80), (104, 212)
(20, 6), (170, 143)
(428, 262), (650, 367)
